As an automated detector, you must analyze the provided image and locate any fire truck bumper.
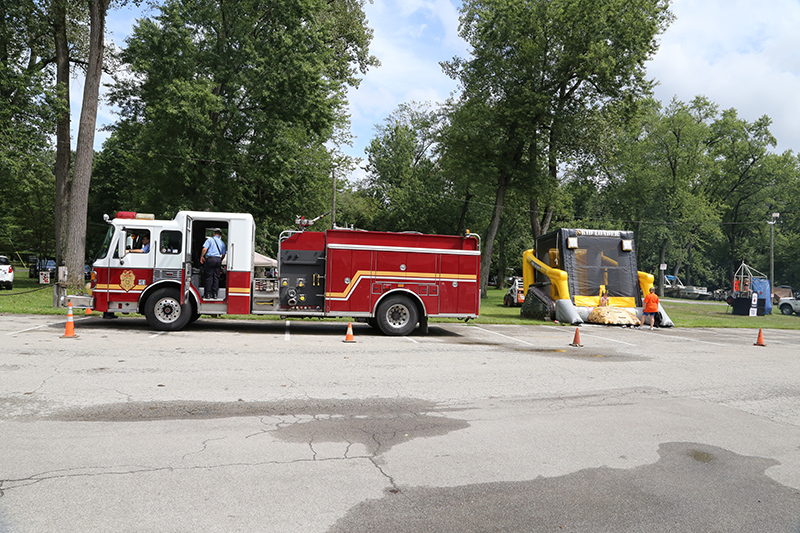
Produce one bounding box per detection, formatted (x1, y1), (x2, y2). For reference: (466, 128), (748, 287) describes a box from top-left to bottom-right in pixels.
(64, 294), (94, 309)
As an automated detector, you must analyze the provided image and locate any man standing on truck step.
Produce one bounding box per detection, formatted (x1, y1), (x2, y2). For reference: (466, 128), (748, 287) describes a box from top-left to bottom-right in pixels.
(200, 228), (226, 299)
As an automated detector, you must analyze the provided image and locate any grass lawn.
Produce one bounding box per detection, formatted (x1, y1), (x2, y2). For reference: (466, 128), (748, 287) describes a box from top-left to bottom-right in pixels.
(656, 298), (800, 329)
(2, 276), (798, 329)
(0, 276), (65, 316)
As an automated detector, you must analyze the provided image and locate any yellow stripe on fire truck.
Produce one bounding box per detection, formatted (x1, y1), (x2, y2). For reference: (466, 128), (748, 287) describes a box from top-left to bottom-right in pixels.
(94, 284), (148, 292)
(326, 270), (477, 300)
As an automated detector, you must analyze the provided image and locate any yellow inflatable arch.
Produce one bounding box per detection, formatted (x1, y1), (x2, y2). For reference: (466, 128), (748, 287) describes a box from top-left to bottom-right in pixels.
(521, 229), (671, 326)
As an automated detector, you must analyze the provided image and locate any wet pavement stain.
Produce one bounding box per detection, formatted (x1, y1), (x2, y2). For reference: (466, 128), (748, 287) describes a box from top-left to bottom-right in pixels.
(42, 397), (468, 426)
(40, 398), (470, 457)
(272, 411), (469, 456)
(689, 449), (715, 463)
(327, 442), (800, 533)
(509, 345), (650, 362)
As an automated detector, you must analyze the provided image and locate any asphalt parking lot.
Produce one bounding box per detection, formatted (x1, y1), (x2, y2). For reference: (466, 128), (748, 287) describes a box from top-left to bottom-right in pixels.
(2, 314), (800, 532)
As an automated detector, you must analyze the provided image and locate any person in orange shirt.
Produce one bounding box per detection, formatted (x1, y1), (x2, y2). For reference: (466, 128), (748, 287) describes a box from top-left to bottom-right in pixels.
(643, 286), (659, 330)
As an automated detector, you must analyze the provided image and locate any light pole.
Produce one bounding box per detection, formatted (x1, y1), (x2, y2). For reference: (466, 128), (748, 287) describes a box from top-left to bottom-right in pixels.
(769, 212), (779, 298)
(331, 162), (337, 229)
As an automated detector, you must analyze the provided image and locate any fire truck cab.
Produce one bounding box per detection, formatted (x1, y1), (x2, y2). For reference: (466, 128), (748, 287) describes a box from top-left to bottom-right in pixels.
(69, 211), (481, 336)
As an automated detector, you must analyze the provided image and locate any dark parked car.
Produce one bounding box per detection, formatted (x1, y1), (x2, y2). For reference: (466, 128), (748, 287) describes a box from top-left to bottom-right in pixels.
(29, 259), (56, 279)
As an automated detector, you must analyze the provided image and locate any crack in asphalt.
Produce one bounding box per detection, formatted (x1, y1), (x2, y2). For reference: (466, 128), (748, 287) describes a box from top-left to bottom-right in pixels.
(181, 436), (228, 461)
(0, 398), (470, 497)
(0, 453), (382, 497)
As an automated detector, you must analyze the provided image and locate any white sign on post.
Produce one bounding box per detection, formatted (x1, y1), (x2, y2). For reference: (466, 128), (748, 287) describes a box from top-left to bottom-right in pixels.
(39, 271), (51, 285)
(749, 292), (758, 316)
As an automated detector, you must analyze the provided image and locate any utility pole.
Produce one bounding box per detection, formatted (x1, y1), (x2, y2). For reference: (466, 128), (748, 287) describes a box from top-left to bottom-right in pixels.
(769, 212), (780, 299)
(331, 162), (337, 229)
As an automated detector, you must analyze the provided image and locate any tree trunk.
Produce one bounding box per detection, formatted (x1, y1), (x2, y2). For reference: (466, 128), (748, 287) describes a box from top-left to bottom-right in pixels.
(530, 196), (541, 238)
(456, 189), (474, 235)
(672, 240), (693, 282)
(686, 242), (693, 285)
(53, 0), (71, 267)
(529, 120), (557, 239)
(480, 172), (510, 298)
(66, 0), (109, 292)
(530, 196), (554, 239)
(496, 237), (505, 289)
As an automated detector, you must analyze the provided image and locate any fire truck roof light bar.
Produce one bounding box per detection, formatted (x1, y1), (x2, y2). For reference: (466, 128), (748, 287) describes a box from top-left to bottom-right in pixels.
(114, 211), (155, 220)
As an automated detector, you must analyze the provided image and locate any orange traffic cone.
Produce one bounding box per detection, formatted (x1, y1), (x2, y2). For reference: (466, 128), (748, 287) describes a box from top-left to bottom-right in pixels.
(61, 302), (78, 338)
(569, 327), (582, 347)
(754, 328), (766, 346)
(84, 308), (93, 315)
(343, 322), (356, 343)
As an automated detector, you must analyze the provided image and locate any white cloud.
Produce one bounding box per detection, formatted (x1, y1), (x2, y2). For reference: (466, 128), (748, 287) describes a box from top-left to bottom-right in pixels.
(342, 0), (468, 165)
(88, 0), (800, 172)
(647, 0), (800, 153)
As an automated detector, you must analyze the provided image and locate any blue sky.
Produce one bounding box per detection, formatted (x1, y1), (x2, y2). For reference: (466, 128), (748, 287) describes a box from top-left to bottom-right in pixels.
(84, 0), (800, 180)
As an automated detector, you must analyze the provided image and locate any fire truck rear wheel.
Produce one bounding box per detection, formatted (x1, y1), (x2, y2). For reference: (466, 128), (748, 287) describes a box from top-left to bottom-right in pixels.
(376, 294), (418, 336)
(145, 288), (191, 331)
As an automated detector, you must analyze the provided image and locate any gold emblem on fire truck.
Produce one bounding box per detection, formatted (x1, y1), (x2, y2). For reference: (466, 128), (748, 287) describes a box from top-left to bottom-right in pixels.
(119, 269), (136, 292)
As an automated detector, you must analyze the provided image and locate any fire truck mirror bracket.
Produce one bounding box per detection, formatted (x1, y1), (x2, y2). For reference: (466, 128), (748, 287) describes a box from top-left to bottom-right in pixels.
(117, 230), (127, 259)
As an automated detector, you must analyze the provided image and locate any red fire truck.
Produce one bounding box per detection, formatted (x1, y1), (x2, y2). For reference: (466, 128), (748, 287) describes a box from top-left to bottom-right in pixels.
(64, 211), (481, 335)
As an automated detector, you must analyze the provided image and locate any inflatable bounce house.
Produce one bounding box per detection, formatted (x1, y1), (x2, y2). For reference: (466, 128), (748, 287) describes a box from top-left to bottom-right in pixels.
(522, 228), (673, 326)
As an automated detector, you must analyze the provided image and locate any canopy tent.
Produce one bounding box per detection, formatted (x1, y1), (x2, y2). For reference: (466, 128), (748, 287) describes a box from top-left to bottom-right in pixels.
(774, 286), (794, 300)
(254, 252), (277, 268)
(222, 252), (277, 268)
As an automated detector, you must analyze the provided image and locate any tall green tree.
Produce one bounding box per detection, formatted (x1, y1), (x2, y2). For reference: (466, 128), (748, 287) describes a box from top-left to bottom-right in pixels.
(595, 97), (722, 290)
(442, 0), (672, 296)
(0, 0), (61, 257)
(359, 102), (465, 234)
(102, 0), (377, 243)
(0, 151), (57, 259)
(0, 0), (95, 286)
(63, 0), (111, 291)
(438, 97), (503, 237)
(702, 110), (790, 280)
(771, 153), (800, 288)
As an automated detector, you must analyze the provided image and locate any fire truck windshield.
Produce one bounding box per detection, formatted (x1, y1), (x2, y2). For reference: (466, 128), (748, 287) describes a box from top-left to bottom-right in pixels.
(96, 226), (115, 260)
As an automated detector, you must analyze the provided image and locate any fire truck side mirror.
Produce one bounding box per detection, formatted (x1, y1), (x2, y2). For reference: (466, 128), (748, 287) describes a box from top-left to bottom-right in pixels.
(117, 230), (127, 259)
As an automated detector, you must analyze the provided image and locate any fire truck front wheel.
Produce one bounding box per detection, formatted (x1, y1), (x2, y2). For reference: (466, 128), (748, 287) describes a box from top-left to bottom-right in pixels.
(376, 295), (419, 336)
(145, 288), (191, 331)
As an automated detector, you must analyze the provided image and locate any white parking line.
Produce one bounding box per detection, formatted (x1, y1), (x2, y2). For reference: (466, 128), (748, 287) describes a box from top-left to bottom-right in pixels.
(6, 317), (91, 336)
(149, 331), (167, 338)
(471, 326), (536, 346)
(404, 335), (420, 343)
(653, 333), (726, 346)
(579, 333), (637, 347)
